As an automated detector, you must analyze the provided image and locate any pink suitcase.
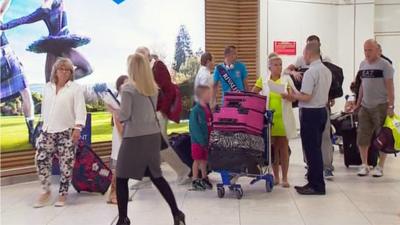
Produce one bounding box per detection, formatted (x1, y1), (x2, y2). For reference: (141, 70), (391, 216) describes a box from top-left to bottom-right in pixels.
(223, 92), (267, 113)
(213, 107), (264, 135)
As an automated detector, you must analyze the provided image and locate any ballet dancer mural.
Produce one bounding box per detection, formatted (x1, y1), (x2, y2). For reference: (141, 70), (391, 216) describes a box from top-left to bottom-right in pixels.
(0, 0), (93, 82)
(1, 0), (35, 144)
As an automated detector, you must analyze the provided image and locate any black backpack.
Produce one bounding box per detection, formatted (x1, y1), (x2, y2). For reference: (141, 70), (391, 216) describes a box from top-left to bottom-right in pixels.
(323, 61), (344, 99)
(289, 60), (344, 107)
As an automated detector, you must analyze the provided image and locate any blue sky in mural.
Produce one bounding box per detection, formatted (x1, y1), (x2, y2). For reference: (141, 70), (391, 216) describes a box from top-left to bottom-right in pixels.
(3, 0), (205, 85)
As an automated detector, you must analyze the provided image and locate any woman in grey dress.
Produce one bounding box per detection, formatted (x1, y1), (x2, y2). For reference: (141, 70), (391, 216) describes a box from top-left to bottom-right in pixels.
(108, 53), (185, 225)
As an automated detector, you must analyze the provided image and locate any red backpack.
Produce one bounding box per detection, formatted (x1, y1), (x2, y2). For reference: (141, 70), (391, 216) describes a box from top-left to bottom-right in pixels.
(167, 84), (183, 123)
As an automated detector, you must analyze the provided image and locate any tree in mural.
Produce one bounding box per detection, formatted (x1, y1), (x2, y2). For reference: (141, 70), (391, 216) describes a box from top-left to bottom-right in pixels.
(174, 25), (193, 71)
(195, 47), (204, 57)
(179, 56), (200, 80)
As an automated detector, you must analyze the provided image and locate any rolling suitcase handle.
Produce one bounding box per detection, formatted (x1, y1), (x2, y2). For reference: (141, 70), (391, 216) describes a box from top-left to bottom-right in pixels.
(226, 100), (243, 108)
(214, 118), (239, 124)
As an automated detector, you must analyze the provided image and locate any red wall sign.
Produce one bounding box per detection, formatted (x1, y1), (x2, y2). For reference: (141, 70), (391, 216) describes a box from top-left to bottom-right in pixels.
(273, 41), (296, 55)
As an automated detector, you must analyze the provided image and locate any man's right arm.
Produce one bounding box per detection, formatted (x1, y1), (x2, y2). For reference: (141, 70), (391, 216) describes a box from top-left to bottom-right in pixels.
(285, 57), (303, 81)
(355, 84), (363, 111)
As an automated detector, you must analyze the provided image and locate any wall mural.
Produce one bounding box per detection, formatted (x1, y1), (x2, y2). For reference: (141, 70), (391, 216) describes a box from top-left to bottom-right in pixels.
(0, 0), (205, 151)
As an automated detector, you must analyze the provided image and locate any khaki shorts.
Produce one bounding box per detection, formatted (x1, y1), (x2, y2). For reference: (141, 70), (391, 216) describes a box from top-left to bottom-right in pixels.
(357, 103), (387, 147)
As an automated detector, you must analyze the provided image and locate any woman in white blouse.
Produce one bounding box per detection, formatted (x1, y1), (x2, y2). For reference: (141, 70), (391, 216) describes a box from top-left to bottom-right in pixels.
(34, 58), (86, 208)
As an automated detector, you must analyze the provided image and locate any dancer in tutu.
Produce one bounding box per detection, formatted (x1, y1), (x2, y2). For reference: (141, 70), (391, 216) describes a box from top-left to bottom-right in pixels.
(0, 0), (92, 82)
(1, 0), (35, 144)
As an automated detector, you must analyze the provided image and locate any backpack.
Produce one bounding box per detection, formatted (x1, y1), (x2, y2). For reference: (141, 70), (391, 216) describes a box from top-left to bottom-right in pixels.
(374, 114), (400, 155)
(72, 141), (113, 194)
(289, 61), (344, 106)
(323, 61), (344, 99)
(373, 127), (397, 155)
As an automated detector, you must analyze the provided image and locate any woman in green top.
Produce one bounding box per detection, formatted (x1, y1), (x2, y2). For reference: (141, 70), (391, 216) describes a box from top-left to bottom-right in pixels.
(252, 53), (297, 188)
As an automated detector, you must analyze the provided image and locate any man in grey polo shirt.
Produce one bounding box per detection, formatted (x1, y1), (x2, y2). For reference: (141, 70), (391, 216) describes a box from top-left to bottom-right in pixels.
(290, 42), (332, 195)
(354, 39), (395, 177)
(285, 35), (335, 180)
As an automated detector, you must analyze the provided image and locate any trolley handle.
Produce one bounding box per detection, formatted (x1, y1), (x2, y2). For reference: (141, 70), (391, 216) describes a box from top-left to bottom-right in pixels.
(226, 100), (243, 108)
(214, 119), (238, 125)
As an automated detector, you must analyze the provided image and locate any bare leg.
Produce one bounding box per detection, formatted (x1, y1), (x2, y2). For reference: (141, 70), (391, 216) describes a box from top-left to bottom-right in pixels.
(359, 145), (369, 165)
(192, 160), (199, 179)
(199, 160), (207, 179)
(20, 88), (34, 144)
(278, 137), (290, 187)
(45, 53), (58, 83)
(20, 88), (34, 119)
(61, 48), (93, 80)
(271, 137), (280, 185)
(378, 152), (387, 168)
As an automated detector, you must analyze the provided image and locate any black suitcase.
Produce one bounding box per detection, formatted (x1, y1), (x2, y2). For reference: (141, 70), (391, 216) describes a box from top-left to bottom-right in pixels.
(169, 133), (212, 177)
(342, 128), (378, 167)
(208, 146), (263, 173)
(169, 133), (193, 169)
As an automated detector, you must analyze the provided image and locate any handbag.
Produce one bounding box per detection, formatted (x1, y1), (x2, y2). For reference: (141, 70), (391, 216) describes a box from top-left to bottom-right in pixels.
(374, 114), (400, 155)
(148, 97), (169, 150)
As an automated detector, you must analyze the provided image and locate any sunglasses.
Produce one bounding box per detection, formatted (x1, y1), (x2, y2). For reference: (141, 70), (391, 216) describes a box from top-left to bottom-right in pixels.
(57, 68), (72, 73)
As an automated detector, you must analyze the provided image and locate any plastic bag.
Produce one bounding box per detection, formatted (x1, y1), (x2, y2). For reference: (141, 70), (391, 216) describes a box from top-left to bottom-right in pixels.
(383, 114), (400, 151)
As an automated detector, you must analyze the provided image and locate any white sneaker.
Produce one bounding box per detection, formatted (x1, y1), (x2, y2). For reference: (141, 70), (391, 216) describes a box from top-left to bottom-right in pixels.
(371, 166), (383, 177)
(357, 165), (370, 177)
(130, 178), (152, 190)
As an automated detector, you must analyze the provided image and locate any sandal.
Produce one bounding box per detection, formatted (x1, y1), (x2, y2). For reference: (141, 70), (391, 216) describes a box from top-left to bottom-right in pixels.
(33, 192), (51, 208)
(54, 195), (67, 207)
(282, 181), (290, 188)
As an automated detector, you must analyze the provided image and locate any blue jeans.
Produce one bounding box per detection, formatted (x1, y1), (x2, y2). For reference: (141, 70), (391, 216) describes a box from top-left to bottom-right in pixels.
(300, 107), (327, 192)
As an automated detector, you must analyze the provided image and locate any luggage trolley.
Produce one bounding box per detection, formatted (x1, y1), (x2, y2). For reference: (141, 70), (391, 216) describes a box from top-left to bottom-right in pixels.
(214, 110), (274, 199)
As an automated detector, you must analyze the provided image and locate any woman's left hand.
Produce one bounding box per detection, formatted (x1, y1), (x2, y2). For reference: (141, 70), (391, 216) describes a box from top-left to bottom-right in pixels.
(72, 129), (81, 145)
(281, 93), (289, 99)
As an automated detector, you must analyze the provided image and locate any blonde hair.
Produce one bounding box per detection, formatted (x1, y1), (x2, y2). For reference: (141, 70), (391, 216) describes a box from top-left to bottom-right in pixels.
(135, 46), (151, 61)
(268, 53), (282, 67)
(127, 53), (158, 96)
(50, 57), (74, 84)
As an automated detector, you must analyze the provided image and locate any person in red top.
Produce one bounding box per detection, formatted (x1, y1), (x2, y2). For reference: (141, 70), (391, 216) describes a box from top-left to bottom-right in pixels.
(152, 59), (176, 116)
(131, 47), (191, 190)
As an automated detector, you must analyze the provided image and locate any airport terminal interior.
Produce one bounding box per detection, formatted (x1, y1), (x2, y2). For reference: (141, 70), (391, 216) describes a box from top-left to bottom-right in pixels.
(1, 0), (400, 225)
(2, 138), (400, 225)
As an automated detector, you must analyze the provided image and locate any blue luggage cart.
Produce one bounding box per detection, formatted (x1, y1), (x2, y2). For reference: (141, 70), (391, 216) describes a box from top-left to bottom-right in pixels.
(215, 110), (274, 199)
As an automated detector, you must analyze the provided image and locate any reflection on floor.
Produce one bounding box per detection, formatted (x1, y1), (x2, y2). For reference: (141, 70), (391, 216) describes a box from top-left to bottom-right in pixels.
(1, 138), (400, 225)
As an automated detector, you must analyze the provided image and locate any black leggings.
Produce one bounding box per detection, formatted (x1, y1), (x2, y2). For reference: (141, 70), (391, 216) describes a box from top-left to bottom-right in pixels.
(116, 168), (180, 219)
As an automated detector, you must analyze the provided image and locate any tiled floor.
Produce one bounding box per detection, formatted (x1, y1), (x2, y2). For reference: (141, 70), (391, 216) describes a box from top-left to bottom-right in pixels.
(1, 138), (400, 225)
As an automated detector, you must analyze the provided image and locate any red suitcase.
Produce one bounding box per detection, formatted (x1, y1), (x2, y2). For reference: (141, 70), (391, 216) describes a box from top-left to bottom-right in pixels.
(223, 92), (267, 113)
(213, 107), (264, 135)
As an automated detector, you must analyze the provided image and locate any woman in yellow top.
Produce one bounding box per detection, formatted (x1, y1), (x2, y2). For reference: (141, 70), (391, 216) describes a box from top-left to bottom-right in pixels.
(252, 53), (298, 188)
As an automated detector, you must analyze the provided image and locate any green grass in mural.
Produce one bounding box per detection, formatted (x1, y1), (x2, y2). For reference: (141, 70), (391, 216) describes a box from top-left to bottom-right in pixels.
(0, 112), (188, 153)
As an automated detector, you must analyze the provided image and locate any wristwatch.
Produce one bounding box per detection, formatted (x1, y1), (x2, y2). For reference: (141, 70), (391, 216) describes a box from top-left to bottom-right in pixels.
(388, 105), (394, 109)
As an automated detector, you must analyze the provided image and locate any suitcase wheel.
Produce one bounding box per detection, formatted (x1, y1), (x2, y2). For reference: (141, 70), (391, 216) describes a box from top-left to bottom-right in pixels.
(265, 175), (274, 193)
(217, 187), (225, 198)
(234, 187), (243, 199)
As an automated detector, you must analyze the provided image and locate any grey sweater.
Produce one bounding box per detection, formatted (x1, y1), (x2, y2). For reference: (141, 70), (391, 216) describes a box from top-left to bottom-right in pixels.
(119, 83), (160, 138)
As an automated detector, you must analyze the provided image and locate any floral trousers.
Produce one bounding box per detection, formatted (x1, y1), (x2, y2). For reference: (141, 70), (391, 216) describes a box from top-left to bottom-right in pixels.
(35, 130), (75, 195)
